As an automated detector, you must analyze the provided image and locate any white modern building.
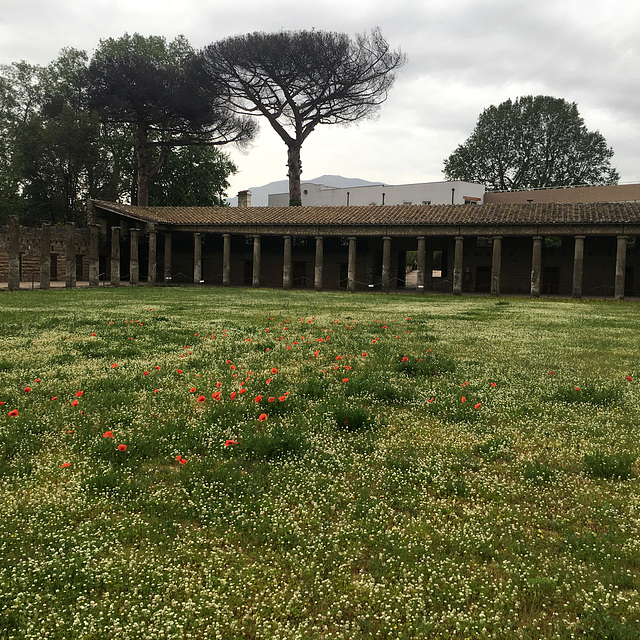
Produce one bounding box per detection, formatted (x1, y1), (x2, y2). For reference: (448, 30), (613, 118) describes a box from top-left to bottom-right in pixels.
(267, 180), (485, 207)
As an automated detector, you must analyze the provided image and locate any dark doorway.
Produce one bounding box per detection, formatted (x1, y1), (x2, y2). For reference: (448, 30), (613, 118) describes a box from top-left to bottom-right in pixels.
(475, 265), (491, 293)
(76, 255), (84, 281)
(625, 266), (634, 297)
(292, 262), (307, 288)
(542, 266), (560, 294)
(244, 260), (253, 286)
(50, 254), (58, 280)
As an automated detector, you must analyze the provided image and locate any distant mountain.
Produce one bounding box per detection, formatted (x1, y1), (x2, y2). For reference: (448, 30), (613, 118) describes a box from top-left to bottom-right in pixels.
(227, 175), (384, 207)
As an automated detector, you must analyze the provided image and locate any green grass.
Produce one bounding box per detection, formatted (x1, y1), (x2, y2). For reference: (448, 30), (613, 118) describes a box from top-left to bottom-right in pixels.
(1, 287), (640, 639)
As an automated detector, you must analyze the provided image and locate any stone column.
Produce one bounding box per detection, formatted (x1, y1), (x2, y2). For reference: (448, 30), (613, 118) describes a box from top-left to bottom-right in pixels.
(130, 228), (139, 285)
(8, 216), (20, 291)
(416, 236), (426, 293)
(530, 236), (542, 297)
(148, 225), (157, 285)
(381, 236), (392, 293)
(491, 236), (502, 296)
(89, 223), (99, 287)
(65, 222), (76, 289)
(453, 236), (464, 296)
(282, 235), (292, 289)
(223, 233), (231, 286)
(615, 235), (628, 300)
(347, 236), (357, 293)
(252, 234), (261, 288)
(193, 232), (202, 284)
(163, 232), (172, 284)
(314, 236), (324, 291)
(110, 226), (120, 287)
(40, 222), (51, 290)
(572, 235), (585, 299)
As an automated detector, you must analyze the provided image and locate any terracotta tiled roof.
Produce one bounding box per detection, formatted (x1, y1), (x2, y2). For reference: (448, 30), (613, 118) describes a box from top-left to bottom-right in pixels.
(92, 200), (640, 227)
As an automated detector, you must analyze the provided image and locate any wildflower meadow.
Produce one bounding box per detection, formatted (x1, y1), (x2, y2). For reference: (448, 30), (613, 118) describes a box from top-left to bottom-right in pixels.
(1, 287), (639, 639)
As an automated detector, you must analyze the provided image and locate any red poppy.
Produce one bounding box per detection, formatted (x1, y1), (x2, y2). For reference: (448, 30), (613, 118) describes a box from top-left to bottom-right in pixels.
(111, 363), (118, 368)
(335, 355), (342, 360)
(427, 397), (434, 403)
(176, 454), (182, 461)
(216, 381), (222, 388)
(155, 366), (161, 370)
(230, 391), (237, 400)
(362, 352), (367, 357)
(314, 350), (320, 357)
(190, 387), (196, 393)
(490, 382), (497, 387)
(224, 439), (238, 446)
(71, 399), (79, 407)
(24, 387), (31, 393)
(271, 368), (278, 374)
(401, 357), (408, 362)
(239, 388), (247, 394)
(75, 390), (83, 398)
(154, 389), (159, 394)
(230, 364), (236, 370)
(255, 395), (263, 403)
(103, 431), (114, 438)
(278, 395), (287, 402)
(176, 369), (182, 374)
(197, 395), (206, 403)
(574, 387), (580, 392)
(268, 397), (275, 403)
(461, 396), (466, 403)
(8, 409), (18, 417)
(144, 371), (149, 376)
(626, 376), (633, 382)
(342, 378), (349, 383)
(548, 371), (554, 375)
(61, 462), (71, 468)
(462, 381), (468, 387)
(51, 397), (57, 401)
(179, 457), (188, 465)
(91, 332), (97, 336)
(34, 378), (41, 382)
(258, 413), (267, 421)
(117, 444), (127, 452)
(474, 402), (482, 409)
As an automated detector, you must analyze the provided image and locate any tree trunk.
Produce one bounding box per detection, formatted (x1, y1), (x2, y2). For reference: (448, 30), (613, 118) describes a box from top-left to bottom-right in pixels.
(287, 143), (303, 206)
(136, 123), (150, 207)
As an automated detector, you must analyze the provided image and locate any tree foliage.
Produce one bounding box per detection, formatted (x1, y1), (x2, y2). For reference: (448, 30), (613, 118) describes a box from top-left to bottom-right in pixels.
(88, 33), (255, 207)
(200, 28), (405, 205)
(443, 96), (619, 191)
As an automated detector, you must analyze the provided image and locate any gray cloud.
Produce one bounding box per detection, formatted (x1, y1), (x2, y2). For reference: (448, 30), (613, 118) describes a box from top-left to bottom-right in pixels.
(1, 0), (637, 194)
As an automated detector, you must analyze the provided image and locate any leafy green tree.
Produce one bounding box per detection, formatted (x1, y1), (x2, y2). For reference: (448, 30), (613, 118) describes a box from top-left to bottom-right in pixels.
(88, 33), (255, 207)
(148, 145), (237, 206)
(443, 95), (619, 191)
(199, 29), (405, 206)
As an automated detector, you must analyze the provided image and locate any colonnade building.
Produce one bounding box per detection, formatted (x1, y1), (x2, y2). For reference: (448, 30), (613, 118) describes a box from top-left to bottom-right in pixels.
(2, 199), (639, 299)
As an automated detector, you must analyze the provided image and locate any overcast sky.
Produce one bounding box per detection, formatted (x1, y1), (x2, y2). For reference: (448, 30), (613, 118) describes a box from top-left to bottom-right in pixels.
(1, 0), (638, 197)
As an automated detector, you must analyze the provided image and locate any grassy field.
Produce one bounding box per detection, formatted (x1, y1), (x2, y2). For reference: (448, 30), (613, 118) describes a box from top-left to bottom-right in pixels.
(1, 287), (639, 639)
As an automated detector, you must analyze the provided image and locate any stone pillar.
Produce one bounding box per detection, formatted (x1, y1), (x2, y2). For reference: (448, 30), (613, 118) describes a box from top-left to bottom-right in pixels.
(110, 226), (120, 287)
(282, 235), (292, 289)
(347, 236), (357, 293)
(40, 222), (51, 290)
(530, 236), (542, 297)
(65, 222), (76, 289)
(148, 225), (157, 285)
(193, 232), (202, 284)
(252, 234), (261, 288)
(615, 235), (628, 300)
(416, 236), (426, 293)
(381, 236), (392, 293)
(164, 232), (172, 284)
(572, 235), (585, 299)
(491, 236), (502, 296)
(130, 228), (139, 285)
(223, 233), (231, 286)
(314, 236), (324, 291)
(453, 236), (464, 296)
(8, 216), (20, 291)
(89, 223), (99, 287)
